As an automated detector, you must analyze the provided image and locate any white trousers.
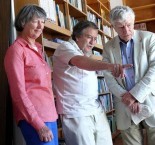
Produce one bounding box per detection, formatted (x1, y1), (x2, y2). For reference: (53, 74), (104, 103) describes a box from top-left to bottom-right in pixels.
(61, 111), (113, 145)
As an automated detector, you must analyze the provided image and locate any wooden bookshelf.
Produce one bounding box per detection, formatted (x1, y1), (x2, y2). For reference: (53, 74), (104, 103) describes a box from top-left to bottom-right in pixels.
(44, 21), (71, 36)
(123, 0), (155, 32)
(123, 0), (155, 8)
(133, 4), (155, 23)
(100, 0), (110, 10)
(43, 38), (60, 50)
(97, 75), (119, 137)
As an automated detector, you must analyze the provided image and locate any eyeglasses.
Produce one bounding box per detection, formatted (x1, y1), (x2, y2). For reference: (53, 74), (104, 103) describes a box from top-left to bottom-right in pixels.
(82, 34), (97, 42)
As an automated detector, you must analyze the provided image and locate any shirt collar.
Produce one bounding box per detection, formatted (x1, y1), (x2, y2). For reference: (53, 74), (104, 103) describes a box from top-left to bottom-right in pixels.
(119, 37), (134, 46)
(16, 37), (42, 52)
(69, 38), (83, 54)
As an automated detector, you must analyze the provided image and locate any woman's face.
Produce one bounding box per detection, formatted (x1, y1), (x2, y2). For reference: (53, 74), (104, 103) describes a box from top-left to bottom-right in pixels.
(22, 15), (45, 40)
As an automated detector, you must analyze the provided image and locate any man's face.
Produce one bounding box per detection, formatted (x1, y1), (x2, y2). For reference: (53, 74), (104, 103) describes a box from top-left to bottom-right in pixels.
(113, 16), (134, 42)
(76, 27), (98, 56)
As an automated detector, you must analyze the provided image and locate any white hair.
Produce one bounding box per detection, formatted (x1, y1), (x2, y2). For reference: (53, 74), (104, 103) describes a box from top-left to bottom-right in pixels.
(110, 6), (135, 25)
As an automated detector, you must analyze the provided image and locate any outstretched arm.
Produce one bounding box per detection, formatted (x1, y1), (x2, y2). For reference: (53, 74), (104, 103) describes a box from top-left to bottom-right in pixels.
(70, 55), (132, 78)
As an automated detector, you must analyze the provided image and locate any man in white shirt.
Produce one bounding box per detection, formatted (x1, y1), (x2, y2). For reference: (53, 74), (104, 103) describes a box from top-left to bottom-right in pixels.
(53, 20), (130, 145)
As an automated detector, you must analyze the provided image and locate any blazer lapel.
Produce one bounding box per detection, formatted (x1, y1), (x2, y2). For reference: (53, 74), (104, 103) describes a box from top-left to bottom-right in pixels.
(112, 36), (126, 87)
(112, 36), (122, 65)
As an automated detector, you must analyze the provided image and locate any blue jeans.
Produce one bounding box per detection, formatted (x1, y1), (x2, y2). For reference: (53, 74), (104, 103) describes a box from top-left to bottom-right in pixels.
(18, 120), (58, 145)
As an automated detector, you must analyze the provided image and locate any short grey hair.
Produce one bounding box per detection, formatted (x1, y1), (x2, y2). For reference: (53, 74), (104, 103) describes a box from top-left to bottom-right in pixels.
(110, 6), (135, 25)
(15, 4), (47, 32)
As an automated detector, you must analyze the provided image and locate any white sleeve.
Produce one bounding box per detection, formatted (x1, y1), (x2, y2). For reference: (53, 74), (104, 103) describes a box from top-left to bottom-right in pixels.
(54, 41), (82, 65)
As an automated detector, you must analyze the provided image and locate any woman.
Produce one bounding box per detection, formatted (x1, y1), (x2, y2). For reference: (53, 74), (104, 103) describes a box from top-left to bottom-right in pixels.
(4, 4), (58, 145)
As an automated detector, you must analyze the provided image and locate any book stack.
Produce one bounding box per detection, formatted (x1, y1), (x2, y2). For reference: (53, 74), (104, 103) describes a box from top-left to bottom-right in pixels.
(69, 0), (83, 11)
(39, 0), (57, 23)
(55, 4), (66, 28)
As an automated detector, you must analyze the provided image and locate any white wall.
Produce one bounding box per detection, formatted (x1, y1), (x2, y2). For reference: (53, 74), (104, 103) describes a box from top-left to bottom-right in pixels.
(110, 0), (123, 9)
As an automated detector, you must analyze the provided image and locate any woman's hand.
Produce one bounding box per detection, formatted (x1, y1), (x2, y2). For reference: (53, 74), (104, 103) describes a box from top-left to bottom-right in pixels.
(38, 125), (53, 142)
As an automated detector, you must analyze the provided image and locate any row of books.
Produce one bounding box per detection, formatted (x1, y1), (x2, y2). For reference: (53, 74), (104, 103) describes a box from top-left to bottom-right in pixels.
(103, 25), (112, 37)
(134, 23), (147, 31)
(89, 34), (102, 46)
(68, 0), (83, 11)
(107, 114), (117, 133)
(87, 11), (102, 30)
(39, 0), (66, 28)
(87, 11), (112, 39)
(98, 77), (109, 94)
(39, 0), (112, 41)
(39, 0), (57, 23)
(69, 15), (79, 31)
(56, 4), (66, 28)
(39, 0), (112, 38)
(99, 93), (113, 112)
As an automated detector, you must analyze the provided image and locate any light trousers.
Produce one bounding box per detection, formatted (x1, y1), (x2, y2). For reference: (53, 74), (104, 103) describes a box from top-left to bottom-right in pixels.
(61, 111), (113, 145)
(121, 121), (155, 145)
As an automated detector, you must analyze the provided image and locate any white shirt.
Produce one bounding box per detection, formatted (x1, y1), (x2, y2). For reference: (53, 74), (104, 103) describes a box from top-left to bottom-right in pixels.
(53, 39), (102, 118)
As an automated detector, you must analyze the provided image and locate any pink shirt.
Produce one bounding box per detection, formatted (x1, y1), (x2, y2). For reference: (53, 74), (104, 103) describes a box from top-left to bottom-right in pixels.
(4, 37), (58, 130)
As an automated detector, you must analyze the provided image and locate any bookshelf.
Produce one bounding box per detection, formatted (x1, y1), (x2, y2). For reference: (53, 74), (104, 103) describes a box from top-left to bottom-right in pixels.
(14, 0), (117, 142)
(123, 0), (155, 33)
(97, 74), (119, 138)
(14, 0), (113, 57)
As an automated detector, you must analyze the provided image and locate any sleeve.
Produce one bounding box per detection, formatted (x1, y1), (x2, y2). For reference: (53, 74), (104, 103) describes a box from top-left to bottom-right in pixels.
(130, 32), (155, 103)
(4, 45), (45, 131)
(54, 41), (82, 65)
